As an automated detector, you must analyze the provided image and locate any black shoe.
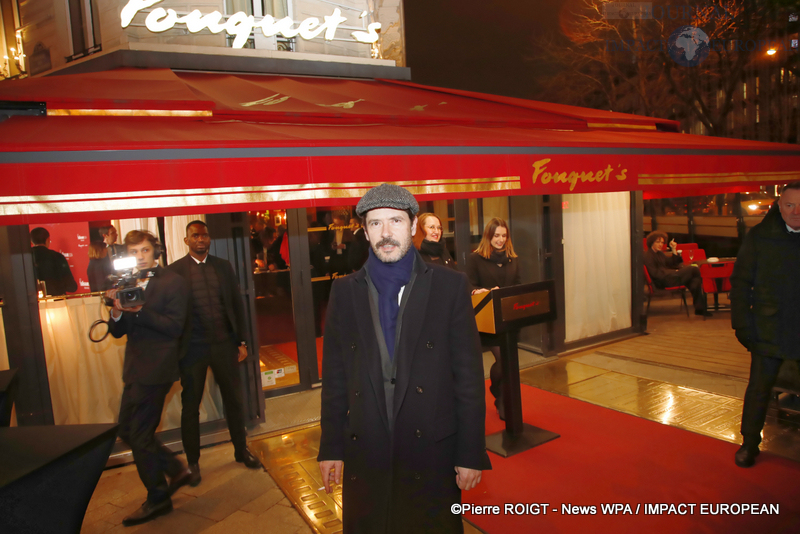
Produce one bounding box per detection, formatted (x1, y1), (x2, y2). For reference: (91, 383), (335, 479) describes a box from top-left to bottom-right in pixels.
(695, 310), (713, 317)
(235, 449), (262, 469)
(168, 466), (197, 495)
(734, 445), (760, 468)
(495, 398), (506, 421)
(122, 499), (173, 526)
(187, 463), (202, 487)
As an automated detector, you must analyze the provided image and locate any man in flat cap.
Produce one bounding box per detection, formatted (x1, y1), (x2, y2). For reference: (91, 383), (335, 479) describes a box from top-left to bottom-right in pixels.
(317, 183), (491, 533)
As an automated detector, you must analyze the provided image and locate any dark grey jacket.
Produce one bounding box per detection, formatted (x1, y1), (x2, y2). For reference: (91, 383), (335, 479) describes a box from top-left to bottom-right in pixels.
(730, 204), (800, 359)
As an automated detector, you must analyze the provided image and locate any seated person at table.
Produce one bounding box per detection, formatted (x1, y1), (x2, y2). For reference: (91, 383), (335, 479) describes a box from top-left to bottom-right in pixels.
(644, 231), (710, 317)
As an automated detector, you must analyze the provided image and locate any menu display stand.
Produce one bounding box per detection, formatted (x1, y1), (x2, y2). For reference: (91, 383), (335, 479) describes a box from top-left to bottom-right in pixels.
(472, 281), (559, 457)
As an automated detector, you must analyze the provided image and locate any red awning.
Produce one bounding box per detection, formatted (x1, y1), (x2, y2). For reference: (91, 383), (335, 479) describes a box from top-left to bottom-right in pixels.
(0, 68), (797, 224)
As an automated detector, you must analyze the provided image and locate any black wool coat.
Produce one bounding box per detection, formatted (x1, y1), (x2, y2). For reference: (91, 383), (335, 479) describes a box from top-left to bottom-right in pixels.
(418, 240), (457, 270)
(108, 266), (189, 385)
(465, 251), (521, 291)
(318, 250), (491, 533)
(731, 204), (800, 360)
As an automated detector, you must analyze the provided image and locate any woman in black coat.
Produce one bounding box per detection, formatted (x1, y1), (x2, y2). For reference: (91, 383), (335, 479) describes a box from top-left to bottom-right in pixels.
(414, 212), (457, 269)
(87, 241), (112, 292)
(466, 217), (521, 419)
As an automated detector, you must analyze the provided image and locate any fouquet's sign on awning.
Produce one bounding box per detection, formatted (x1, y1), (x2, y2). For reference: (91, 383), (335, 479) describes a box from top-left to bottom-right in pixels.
(0, 70), (798, 224)
(121, 0), (381, 49)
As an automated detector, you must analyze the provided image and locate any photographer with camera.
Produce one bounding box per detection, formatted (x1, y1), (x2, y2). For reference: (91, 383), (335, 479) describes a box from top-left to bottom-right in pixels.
(106, 230), (194, 526)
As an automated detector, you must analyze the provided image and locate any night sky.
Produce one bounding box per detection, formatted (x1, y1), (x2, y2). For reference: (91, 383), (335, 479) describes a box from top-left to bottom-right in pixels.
(403, 0), (564, 99)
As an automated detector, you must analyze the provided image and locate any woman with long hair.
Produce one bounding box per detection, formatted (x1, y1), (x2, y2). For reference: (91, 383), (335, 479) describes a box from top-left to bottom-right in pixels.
(414, 212), (456, 269)
(87, 241), (110, 292)
(466, 217), (520, 419)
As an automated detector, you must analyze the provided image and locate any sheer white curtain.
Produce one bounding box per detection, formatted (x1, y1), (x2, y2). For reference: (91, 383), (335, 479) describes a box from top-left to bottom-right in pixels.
(115, 217), (159, 242)
(0, 310), (8, 370)
(39, 296), (224, 428)
(563, 192), (632, 342)
(164, 215), (206, 266)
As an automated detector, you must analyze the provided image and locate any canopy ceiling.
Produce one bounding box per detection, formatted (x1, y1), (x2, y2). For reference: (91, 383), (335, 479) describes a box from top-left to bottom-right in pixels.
(0, 68), (797, 224)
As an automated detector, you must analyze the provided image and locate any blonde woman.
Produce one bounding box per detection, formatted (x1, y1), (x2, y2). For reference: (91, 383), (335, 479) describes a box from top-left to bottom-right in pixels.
(466, 218), (520, 420)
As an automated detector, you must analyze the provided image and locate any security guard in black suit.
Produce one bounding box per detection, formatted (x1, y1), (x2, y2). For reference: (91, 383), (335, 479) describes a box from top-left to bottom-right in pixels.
(168, 220), (261, 485)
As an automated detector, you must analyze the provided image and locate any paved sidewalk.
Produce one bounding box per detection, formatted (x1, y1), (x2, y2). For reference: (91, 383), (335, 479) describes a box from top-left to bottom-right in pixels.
(80, 441), (312, 534)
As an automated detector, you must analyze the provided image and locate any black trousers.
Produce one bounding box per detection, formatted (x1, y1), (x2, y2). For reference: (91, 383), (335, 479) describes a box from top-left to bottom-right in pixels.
(118, 382), (184, 504)
(741, 355), (786, 447)
(180, 341), (247, 465)
(663, 265), (706, 312)
(480, 333), (503, 408)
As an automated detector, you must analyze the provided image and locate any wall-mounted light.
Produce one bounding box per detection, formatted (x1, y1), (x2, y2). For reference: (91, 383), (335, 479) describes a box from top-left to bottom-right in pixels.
(10, 30), (26, 75)
(3, 46), (26, 78)
(767, 48), (777, 56)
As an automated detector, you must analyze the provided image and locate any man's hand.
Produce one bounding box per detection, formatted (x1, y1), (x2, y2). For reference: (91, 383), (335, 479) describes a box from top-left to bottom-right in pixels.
(237, 345), (248, 362)
(669, 239), (679, 254)
(105, 288), (143, 317)
(319, 460), (343, 493)
(455, 466), (481, 491)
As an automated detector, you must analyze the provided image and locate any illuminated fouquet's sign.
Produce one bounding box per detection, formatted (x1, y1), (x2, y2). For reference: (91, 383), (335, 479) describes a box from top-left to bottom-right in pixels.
(121, 0), (381, 49)
(531, 158), (628, 192)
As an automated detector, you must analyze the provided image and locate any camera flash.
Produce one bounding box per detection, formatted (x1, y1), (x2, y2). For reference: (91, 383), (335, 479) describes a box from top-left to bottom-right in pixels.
(113, 256), (137, 271)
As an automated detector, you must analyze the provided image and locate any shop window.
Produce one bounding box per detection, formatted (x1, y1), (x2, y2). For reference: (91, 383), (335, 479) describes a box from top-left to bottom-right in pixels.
(29, 215), (225, 429)
(250, 209), (300, 390)
(469, 197), (510, 248)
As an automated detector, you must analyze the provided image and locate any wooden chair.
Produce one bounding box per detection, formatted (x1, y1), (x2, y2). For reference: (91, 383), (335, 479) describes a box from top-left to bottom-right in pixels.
(643, 266), (690, 317)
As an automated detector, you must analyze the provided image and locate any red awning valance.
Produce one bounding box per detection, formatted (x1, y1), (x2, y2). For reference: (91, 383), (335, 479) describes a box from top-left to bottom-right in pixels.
(0, 68), (797, 224)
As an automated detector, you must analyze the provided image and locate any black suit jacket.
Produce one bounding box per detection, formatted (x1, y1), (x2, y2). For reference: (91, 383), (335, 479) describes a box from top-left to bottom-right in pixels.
(643, 248), (683, 287)
(167, 254), (247, 355)
(32, 246), (78, 296)
(318, 250), (490, 532)
(108, 266), (189, 385)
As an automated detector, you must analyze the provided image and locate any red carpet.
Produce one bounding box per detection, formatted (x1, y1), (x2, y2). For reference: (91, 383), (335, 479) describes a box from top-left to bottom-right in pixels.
(465, 385), (800, 533)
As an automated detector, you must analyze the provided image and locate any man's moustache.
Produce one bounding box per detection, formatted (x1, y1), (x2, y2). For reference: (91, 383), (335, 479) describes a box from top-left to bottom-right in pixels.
(375, 238), (400, 248)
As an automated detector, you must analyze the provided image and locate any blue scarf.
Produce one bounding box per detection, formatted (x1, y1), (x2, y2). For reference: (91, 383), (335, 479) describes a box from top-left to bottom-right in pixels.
(367, 247), (414, 360)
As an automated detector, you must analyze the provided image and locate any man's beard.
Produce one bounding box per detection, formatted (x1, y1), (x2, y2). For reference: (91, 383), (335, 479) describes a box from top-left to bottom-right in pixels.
(371, 236), (411, 263)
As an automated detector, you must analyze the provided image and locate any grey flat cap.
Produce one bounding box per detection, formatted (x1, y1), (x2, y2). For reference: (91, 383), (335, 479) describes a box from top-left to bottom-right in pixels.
(356, 183), (419, 217)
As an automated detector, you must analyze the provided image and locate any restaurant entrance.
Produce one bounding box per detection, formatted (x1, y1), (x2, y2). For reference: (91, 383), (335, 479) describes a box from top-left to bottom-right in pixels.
(252, 194), (556, 404)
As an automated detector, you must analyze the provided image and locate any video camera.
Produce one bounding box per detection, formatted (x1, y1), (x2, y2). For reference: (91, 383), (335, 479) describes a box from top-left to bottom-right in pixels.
(103, 256), (153, 308)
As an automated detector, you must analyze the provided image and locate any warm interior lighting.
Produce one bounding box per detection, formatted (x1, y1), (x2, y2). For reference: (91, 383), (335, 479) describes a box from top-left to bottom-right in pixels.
(767, 48), (777, 55)
(46, 109), (212, 117)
